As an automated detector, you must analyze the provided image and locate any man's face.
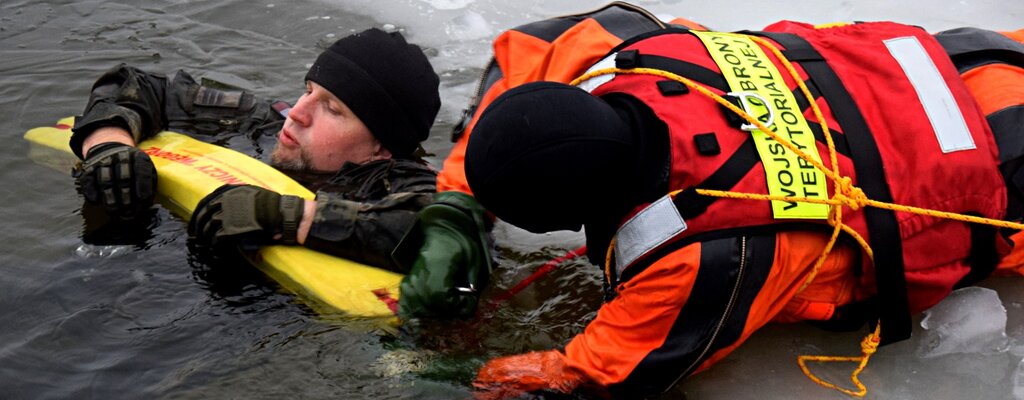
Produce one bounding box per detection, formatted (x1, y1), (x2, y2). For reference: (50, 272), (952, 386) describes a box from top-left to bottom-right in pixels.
(271, 81), (390, 172)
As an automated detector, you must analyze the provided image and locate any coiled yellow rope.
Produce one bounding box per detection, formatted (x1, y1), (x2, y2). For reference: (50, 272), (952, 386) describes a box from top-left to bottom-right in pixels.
(797, 324), (882, 397)
(572, 35), (1024, 397)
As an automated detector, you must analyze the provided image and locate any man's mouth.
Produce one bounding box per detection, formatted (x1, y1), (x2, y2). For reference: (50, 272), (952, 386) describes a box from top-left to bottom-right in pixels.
(278, 127), (298, 147)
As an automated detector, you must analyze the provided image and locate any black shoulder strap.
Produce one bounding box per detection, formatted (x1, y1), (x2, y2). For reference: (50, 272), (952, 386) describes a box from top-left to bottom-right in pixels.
(754, 31), (911, 345)
(667, 30), (850, 223)
(934, 27), (1024, 72)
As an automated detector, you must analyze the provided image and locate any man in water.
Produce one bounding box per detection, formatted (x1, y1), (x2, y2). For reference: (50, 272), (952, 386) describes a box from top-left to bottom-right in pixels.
(69, 28), (455, 272)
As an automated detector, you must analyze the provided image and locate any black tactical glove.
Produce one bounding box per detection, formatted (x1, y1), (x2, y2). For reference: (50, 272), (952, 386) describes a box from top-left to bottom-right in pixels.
(188, 185), (304, 251)
(73, 142), (157, 219)
(393, 191), (493, 319)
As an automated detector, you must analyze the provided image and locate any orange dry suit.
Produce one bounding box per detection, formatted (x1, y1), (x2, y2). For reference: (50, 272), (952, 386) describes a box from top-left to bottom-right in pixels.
(588, 21), (1006, 341)
(471, 18), (1024, 400)
(438, 2), (705, 194)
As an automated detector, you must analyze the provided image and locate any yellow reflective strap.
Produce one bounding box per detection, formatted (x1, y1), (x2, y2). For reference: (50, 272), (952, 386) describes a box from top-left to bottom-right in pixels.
(814, 22), (852, 29)
(693, 31), (829, 219)
(573, 32), (1024, 399)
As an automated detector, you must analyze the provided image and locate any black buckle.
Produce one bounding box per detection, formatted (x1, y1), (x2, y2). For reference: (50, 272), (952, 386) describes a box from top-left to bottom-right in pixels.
(615, 50), (640, 69)
(657, 79), (689, 96)
(693, 132), (720, 155)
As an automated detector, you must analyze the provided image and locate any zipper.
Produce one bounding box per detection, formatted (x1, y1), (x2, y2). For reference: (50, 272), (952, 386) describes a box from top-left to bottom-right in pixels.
(171, 116), (240, 137)
(450, 58), (495, 142)
(469, 58), (496, 106)
(674, 236), (749, 383)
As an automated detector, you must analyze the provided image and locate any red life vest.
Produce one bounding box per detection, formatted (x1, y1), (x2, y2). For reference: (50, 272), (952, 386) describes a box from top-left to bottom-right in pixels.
(585, 21), (1006, 343)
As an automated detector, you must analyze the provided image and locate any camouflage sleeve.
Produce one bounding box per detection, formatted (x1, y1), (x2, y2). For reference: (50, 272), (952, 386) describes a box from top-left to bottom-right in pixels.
(304, 191), (435, 271)
(161, 70), (285, 144)
(70, 64), (169, 159)
(70, 63), (285, 159)
(304, 159), (437, 272)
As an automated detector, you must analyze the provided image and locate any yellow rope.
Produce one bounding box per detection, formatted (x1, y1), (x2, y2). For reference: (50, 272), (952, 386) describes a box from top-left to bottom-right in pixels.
(797, 324), (881, 397)
(605, 236), (617, 287)
(751, 35), (847, 292)
(573, 34), (1024, 397)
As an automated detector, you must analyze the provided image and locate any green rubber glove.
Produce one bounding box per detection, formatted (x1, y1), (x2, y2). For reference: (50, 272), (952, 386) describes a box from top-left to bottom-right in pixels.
(188, 184), (304, 251)
(394, 191), (492, 319)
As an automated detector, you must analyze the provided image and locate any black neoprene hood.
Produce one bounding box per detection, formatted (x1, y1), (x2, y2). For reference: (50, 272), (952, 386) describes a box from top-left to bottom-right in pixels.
(465, 81), (637, 233)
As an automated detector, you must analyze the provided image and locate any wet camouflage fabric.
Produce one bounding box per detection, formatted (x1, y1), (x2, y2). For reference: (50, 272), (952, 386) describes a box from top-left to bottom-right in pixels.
(71, 64), (436, 271)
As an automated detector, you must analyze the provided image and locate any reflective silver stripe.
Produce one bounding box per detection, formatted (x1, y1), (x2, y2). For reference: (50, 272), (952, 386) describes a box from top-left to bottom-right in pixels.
(884, 36), (976, 153)
(614, 195), (687, 277)
(577, 52), (617, 93)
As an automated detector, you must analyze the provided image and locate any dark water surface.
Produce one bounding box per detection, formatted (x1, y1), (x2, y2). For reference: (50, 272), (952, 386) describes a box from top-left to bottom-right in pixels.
(1, 1), (602, 398)
(3, 1), (1024, 399)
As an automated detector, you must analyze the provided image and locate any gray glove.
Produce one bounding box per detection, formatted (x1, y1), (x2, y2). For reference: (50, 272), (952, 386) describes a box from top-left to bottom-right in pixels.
(73, 142), (157, 219)
(188, 185), (304, 251)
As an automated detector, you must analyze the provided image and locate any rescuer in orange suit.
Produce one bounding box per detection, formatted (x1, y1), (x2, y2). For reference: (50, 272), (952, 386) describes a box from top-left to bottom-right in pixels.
(385, 2), (1024, 396)
(389, 3), (1024, 398)
(393, 3), (708, 318)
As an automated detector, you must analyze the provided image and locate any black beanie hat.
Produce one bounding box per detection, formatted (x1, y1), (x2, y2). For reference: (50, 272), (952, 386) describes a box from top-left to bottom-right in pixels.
(305, 28), (441, 158)
(465, 81), (637, 234)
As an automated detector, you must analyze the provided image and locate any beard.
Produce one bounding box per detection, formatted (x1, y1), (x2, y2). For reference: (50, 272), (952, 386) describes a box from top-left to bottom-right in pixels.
(270, 143), (313, 172)
(270, 143), (335, 190)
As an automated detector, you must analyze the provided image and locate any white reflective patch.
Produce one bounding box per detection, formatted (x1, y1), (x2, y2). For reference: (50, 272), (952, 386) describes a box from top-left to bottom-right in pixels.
(576, 52), (617, 93)
(614, 195), (687, 277)
(885, 36), (976, 153)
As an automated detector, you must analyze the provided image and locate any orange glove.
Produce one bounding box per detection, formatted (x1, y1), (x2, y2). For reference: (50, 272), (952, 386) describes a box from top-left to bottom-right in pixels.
(473, 350), (587, 399)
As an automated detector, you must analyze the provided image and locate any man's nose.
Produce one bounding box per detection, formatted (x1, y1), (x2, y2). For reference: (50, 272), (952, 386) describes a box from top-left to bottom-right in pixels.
(289, 96), (314, 126)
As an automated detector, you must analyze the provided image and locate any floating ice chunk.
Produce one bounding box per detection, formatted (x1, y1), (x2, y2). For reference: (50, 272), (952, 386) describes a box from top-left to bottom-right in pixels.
(1015, 357), (1024, 400)
(423, 0), (474, 10)
(444, 11), (492, 41)
(917, 287), (1008, 358)
(74, 244), (132, 258)
(371, 349), (436, 377)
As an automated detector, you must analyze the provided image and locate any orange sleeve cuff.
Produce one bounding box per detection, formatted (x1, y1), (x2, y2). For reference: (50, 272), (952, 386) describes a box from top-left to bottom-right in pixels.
(474, 350), (586, 399)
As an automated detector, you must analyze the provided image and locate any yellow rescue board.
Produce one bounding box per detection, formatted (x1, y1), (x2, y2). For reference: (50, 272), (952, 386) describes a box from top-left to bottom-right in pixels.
(25, 117), (402, 321)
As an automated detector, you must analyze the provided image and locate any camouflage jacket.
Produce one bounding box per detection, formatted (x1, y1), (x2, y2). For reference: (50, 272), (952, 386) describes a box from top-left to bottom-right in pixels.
(70, 64), (435, 272)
